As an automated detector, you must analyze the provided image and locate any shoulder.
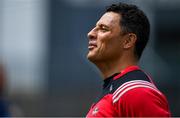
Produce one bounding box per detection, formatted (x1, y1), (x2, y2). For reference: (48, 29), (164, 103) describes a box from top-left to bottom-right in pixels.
(112, 69), (152, 93)
(111, 67), (170, 116)
(112, 80), (161, 103)
(112, 81), (170, 117)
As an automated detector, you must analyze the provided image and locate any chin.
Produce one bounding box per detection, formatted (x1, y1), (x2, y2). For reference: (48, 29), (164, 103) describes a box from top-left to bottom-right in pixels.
(87, 54), (94, 61)
(87, 52), (97, 62)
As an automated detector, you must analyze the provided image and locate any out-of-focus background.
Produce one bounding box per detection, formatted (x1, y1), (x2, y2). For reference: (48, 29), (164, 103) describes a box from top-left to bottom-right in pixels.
(0, 0), (179, 116)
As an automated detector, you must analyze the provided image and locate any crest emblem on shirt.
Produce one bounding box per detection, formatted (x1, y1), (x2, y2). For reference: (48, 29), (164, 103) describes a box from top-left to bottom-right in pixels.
(92, 107), (99, 115)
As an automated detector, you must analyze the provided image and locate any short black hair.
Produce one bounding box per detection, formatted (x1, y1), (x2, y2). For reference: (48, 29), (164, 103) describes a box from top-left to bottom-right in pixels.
(106, 2), (150, 60)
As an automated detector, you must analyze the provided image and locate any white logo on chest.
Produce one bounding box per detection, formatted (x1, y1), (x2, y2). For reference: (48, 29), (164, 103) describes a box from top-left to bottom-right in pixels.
(92, 107), (99, 115)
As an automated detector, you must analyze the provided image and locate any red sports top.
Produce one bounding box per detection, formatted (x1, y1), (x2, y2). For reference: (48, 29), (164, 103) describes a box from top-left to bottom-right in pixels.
(86, 66), (171, 117)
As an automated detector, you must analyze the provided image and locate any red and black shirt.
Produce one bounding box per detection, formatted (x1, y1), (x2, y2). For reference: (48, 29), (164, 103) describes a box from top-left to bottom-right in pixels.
(86, 66), (171, 117)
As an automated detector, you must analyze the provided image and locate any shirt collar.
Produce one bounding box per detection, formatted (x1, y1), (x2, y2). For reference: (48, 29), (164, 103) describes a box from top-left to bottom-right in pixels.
(103, 73), (119, 89)
(113, 65), (140, 80)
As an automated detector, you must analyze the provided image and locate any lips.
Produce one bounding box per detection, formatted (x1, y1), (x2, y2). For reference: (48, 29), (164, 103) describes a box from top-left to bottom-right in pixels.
(88, 41), (97, 50)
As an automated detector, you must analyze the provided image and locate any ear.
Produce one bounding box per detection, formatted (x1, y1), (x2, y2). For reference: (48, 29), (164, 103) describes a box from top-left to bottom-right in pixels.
(123, 33), (137, 49)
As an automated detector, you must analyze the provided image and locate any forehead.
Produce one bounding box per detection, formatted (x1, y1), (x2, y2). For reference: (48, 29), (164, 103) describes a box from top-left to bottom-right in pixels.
(96, 12), (120, 27)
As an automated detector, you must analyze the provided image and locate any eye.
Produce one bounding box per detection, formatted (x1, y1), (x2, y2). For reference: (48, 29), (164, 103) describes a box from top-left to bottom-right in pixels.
(100, 26), (109, 32)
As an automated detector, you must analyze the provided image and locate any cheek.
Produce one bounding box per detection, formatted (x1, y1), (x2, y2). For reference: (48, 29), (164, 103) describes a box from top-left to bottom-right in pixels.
(100, 36), (121, 56)
(97, 37), (108, 53)
(97, 37), (112, 57)
(97, 32), (121, 56)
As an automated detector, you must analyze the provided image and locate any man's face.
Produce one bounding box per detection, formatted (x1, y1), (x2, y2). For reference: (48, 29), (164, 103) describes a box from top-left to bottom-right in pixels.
(87, 12), (125, 63)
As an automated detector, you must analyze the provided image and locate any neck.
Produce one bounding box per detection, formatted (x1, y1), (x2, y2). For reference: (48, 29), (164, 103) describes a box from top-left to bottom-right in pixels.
(95, 55), (138, 79)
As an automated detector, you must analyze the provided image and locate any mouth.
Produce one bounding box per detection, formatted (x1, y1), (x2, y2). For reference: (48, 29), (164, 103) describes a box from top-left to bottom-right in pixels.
(88, 41), (97, 50)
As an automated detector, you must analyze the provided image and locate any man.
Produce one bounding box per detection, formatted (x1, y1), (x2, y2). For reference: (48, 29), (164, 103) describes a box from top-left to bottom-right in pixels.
(0, 64), (10, 117)
(86, 2), (171, 117)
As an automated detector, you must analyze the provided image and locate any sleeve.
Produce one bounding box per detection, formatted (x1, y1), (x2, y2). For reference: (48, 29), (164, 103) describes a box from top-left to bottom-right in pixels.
(113, 87), (171, 117)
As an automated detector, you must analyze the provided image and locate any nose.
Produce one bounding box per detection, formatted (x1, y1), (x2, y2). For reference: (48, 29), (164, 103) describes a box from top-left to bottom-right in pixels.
(87, 28), (97, 40)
